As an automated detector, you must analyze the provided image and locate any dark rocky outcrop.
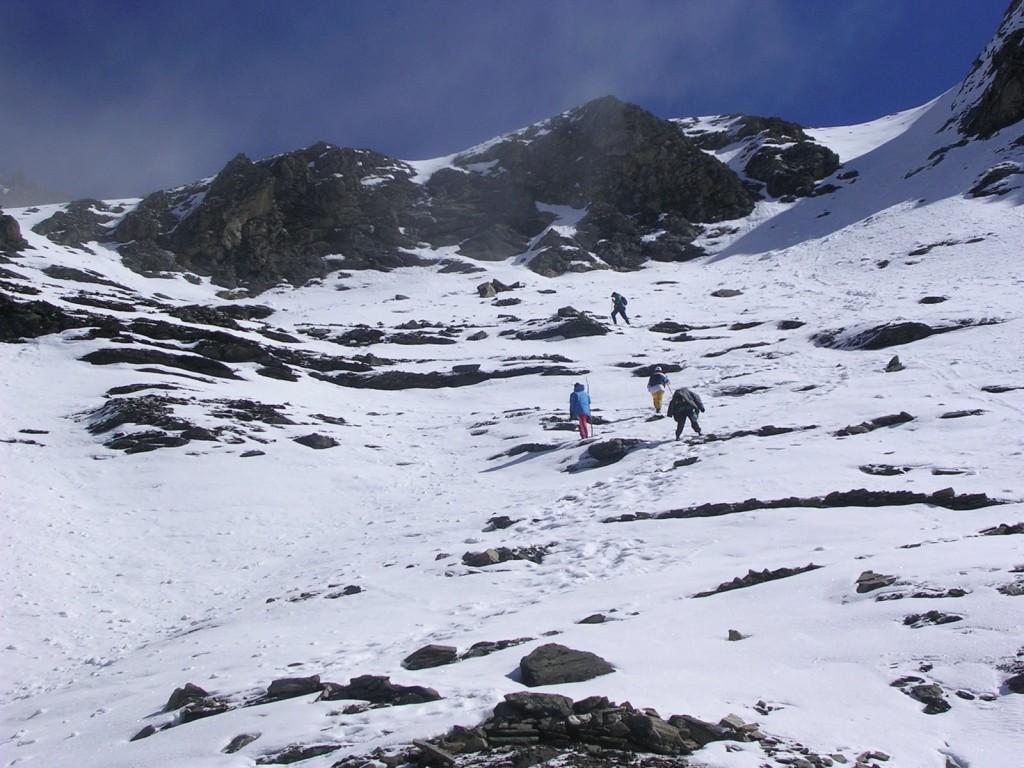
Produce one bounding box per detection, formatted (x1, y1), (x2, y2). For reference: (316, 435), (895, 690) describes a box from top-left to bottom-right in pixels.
(903, 683), (952, 715)
(293, 433), (339, 449)
(1008, 672), (1024, 694)
(317, 675), (441, 705)
(402, 645), (459, 670)
(515, 308), (609, 340)
(679, 114), (841, 199)
(313, 364), (578, 391)
(223, 733), (261, 754)
(0, 211), (29, 253)
(86, 395), (194, 437)
(85, 98), (756, 291)
(116, 147), (430, 291)
(860, 463), (911, 476)
(855, 570), (898, 594)
(460, 638), (534, 660)
(835, 411), (914, 436)
(179, 697), (232, 723)
(958, 2), (1024, 139)
(693, 564), (822, 598)
(324, 693), (874, 768)
(265, 675), (324, 701)
(81, 347), (241, 379)
(814, 319), (999, 350)
(30, 199), (117, 249)
(980, 522), (1024, 536)
(415, 692), (762, 762)
(970, 161), (1024, 196)
(699, 424), (817, 442)
(903, 611), (964, 628)
(462, 546), (549, 567)
(885, 355), (906, 372)
(446, 97), (754, 273)
(567, 438), (644, 472)
(165, 682), (210, 711)
(0, 295), (121, 342)
(256, 743), (342, 765)
(605, 488), (1005, 523)
(41, 265), (130, 289)
(518, 644), (615, 687)
(746, 140), (840, 198)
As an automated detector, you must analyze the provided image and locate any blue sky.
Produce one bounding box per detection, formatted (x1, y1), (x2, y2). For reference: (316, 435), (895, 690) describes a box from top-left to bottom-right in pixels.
(0, 0), (1012, 200)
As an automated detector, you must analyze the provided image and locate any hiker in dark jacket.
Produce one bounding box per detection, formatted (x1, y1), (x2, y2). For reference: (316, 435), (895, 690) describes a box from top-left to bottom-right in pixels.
(667, 386), (705, 439)
(646, 366), (671, 413)
(610, 292), (630, 325)
(568, 382), (592, 439)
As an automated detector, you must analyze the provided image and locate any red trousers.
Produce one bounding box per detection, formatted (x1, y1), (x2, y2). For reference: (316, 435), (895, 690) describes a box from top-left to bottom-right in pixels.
(578, 415), (589, 438)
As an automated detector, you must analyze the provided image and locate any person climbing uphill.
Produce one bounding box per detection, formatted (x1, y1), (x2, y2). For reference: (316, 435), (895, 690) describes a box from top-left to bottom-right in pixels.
(610, 292), (630, 325)
(569, 382), (592, 439)
(646, 366), (671, 414)
(667, 385), (705, 439)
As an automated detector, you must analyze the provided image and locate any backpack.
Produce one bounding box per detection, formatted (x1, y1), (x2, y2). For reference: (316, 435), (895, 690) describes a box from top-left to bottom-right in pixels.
(619, 295), (628, 306)
(667, 391), (681, 417)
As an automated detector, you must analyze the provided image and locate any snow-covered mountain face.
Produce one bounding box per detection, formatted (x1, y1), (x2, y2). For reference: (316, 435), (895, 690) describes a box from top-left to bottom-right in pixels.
(2, 6), (1023, 768)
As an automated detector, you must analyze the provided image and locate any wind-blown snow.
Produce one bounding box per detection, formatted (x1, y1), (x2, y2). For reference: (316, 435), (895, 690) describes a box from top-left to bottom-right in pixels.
(1, 90), (1023, 768)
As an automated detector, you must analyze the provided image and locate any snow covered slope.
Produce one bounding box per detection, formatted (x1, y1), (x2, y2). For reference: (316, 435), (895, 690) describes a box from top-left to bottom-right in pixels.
(2, 14), (1024, 768)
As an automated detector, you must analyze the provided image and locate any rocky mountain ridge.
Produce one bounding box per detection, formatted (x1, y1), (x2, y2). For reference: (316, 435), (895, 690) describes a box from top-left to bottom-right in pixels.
(5, 1), (1022, 297)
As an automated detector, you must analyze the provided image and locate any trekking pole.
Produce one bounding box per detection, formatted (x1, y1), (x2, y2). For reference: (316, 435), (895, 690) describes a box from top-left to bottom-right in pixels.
(587, 377), (595, 437)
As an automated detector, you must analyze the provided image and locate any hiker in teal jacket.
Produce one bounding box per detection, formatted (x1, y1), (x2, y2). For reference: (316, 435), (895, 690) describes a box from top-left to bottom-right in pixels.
(611, 292), (630, 325)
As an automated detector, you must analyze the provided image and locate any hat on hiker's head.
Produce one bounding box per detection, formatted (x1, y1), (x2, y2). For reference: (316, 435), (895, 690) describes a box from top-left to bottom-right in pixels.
(654, 366), (662, 372)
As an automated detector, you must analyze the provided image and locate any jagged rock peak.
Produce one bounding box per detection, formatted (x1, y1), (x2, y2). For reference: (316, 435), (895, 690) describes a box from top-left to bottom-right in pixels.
(453, 95), (755, 224)
(954, 0), (1024, 138)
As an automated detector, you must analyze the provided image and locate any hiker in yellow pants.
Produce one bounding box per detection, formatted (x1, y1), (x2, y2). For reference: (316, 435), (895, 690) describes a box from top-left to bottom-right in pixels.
(646, 366), (671, 414)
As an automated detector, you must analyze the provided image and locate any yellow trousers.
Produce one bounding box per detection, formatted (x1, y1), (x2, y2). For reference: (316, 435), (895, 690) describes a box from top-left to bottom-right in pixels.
(652, 390), (665, 412)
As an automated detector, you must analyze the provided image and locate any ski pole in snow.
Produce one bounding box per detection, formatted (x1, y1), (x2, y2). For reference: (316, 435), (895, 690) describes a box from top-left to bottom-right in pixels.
(587, 377), (595, 438)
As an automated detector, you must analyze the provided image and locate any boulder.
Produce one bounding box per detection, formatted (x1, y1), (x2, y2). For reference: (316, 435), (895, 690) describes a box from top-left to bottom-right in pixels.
(518, 643), (614, 687)
(906, 683), (951, 714)
(165, 682), (209, 711)
(516, 314), (609, 340)
(223, 733), (261, 754)
(266, 674), (323, 700)
(402, 644), (459, 670)
(856, 570), (898, 594)
(293, 433), (338, 449)
(0, 211), (29, 252)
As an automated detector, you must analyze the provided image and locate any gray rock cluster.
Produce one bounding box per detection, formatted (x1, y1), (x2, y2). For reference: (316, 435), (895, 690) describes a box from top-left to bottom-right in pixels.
(431, 691), (747, 757)
(326, 691), (889, 768)
(606, 487), (1005, 523)
(834, 412), (914, 437)
(462, 545), (550, 567)
(692, 564), (822, 598)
